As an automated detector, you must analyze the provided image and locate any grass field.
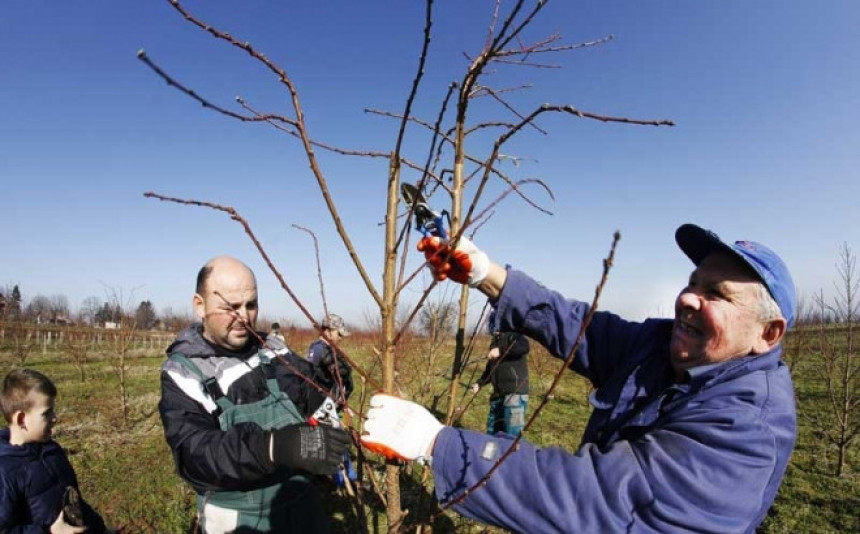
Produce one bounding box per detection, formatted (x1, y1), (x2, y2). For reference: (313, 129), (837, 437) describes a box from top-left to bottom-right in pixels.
(1, 327), (857, 533)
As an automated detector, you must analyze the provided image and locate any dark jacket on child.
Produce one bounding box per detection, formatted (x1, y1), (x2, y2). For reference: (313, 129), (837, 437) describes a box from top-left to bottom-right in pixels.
(0, 428), (106, 533)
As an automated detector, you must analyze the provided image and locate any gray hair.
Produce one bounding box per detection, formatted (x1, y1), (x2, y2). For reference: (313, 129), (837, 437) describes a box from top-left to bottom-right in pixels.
(754, 282), (783, 323)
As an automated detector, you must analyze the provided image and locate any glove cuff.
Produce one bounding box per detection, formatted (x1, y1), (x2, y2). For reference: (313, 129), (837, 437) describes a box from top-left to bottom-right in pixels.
(413, 415), (444, 459)
(467, 250), (490, 287)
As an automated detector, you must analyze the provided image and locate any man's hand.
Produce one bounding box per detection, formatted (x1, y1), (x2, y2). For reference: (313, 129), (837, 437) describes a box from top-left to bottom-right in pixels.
(51, 509), (86, 534)
(487, 347), (500, 359)
(417, 236), (489, 287)
(361, 394), (444, 462)
(269, 423), (351, 475)
(470, 383), (481, 394)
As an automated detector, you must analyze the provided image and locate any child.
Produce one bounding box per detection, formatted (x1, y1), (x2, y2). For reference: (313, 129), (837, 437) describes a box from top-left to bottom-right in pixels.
(0, 368), (106, 533)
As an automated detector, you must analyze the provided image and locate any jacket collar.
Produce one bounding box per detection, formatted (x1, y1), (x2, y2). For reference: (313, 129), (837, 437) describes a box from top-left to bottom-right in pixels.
(684, 344), (784, 388)
(0, 427), (58, 457)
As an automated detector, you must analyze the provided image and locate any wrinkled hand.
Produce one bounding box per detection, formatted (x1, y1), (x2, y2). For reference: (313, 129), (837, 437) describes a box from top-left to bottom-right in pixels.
(270, 423), (351, 475)
(417, 236), (489, 287)
(470, 383), (481, 394)
(361, 394), (444, 462)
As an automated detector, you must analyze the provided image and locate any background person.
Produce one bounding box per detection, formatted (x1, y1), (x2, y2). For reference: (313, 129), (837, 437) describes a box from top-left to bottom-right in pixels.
(0, 368), (107, 533)
(159, 256), (350, 534)
(307, 313), (356, 486)
(470, 327), (530, 437)
(269, 322), (285, 343)
(362, 223), (797, 533)
(307, 314), (353, 404)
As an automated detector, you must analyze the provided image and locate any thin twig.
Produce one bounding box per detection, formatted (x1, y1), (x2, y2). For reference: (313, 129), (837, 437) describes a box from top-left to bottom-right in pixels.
(292, 225), (329, 319)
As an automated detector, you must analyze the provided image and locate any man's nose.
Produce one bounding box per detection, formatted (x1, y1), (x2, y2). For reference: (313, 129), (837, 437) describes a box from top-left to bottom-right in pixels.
(677, 289), (702, 310)
(234, 306), (250, 322)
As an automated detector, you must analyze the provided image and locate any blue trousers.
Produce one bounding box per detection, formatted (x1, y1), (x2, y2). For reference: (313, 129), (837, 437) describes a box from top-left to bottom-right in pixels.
(486, 394), (529, 437)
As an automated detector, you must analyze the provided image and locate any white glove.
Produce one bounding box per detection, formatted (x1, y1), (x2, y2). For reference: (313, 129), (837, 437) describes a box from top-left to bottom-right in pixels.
(361, 394), (444, 462)
(417, 235), (490, 287)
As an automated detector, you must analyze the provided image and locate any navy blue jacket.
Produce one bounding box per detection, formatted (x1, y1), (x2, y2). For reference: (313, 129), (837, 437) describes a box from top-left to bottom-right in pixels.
(432, 269), (797, 533)
(307, 339), (353, 400)
(0, 428), (105, 533)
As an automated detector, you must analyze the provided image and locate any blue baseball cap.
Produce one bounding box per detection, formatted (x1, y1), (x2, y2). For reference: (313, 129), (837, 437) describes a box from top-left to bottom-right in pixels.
(675, 223), (796, 329)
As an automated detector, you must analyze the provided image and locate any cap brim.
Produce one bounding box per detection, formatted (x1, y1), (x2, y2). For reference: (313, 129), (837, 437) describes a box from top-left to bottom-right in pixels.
(675, 223), (739, 267)
(676, 223), (773, 294)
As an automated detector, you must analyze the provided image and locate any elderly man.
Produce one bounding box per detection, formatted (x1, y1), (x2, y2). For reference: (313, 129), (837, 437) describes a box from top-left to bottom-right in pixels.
(363, 224), (797, 533)
(159, 256), (350, 533)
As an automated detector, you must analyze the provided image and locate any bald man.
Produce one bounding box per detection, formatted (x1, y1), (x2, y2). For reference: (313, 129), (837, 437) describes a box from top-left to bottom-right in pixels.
(158, 256), (349, 533)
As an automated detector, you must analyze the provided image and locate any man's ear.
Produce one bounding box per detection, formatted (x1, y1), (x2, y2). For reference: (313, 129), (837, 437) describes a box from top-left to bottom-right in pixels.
(752, 318), (787, 354)
(192, 293), (206, 321)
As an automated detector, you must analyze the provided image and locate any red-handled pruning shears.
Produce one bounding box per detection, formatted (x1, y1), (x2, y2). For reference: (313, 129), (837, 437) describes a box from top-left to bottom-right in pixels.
(401, 183), (450, 240)
(309, 396), (341, 428)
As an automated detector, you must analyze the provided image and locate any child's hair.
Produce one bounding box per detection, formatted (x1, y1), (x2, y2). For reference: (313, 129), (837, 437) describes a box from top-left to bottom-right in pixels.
(1, 369), (57, 423)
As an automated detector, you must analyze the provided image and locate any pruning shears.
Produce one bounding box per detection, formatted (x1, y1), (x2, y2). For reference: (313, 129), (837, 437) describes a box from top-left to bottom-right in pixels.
(263, 335), (342, 428)
(401, 183), (450, 240)
(309, 396), (342, 428)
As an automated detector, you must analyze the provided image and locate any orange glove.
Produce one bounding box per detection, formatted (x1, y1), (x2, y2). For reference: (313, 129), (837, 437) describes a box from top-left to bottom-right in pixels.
(417, 235), (489, 287)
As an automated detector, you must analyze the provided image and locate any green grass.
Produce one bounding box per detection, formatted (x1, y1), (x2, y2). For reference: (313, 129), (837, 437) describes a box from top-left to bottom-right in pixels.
(759, 345), (860, 533)
(1, 331), (857, 532)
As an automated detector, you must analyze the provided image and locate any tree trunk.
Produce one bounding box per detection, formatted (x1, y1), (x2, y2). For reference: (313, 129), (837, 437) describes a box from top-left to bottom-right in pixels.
(445, 288), (470, 423)
(382, 154), (403, 528)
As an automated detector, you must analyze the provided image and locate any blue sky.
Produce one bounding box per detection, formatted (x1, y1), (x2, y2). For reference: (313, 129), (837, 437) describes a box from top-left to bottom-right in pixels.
(3, 1), (859, 329)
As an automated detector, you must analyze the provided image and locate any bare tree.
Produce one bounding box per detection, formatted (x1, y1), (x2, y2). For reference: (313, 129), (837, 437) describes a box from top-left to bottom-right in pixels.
(783, 295), (811, 373)
(7, 323), (34, 367)
(48, 294), (70, 323)
(26, 294), (51, 323)
(418, 300), (457, 344)
(139, 1), (672, 528)
(159, 306), (193, 332)
(63, 330), (92, 382)
(804, 243), (859, 477)
(102, 285), (141, 427)
(114, 315), (138, 427)
(78, 296), (102, 325)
